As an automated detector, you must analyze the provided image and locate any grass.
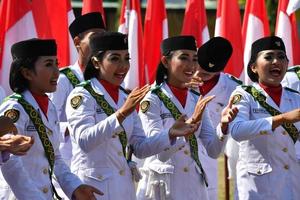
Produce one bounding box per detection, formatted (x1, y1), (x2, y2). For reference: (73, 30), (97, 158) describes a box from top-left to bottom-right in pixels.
(218, 155), (234, 200)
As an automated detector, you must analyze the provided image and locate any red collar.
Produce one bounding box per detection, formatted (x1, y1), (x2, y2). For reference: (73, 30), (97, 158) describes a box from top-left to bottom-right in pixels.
(31, 92), (49, 118)
(259, 83), (282, 107)
(199, 74), (220, 96)
(167, 83), (188, 107)
(99, 79), (119, 103)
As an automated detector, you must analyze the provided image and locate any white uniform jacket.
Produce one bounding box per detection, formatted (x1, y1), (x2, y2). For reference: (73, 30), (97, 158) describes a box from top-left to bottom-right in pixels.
(136, 82), (227, 200)
(66, 78), (172, 200)
(0, 90), (82, 200)
(199, 73), (240, 200)
(0, 86), (6, 103)
(229, 83), (300, 200)
(282, 66), (300, 92)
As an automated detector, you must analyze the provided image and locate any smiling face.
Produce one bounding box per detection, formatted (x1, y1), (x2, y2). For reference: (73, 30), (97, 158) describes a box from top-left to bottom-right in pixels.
(96, 50), (130, 86)
(164, 49), (198, 88)
(23, 56), (59, 94)
(251, 50), (288, 87)
(196, 66), (220, 81)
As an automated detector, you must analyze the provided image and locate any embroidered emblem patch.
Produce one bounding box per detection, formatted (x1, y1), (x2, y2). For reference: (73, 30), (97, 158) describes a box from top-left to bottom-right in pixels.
(4, 109), (20, 123)
(140, 101), (150, 113)
(70, 95), (83, 109)
(232, 94), (242, 105)
(209, 62), (214, 68)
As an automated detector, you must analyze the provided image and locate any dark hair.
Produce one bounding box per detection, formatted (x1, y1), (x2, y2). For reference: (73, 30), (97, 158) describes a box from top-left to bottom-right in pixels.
(84, 51), (105, 80)
(155, 53), (172, 85)
(9, 57), (38, 93)
(247, 56), (259, 82)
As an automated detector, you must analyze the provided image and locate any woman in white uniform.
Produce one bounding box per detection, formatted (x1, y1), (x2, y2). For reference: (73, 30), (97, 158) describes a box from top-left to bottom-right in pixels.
(66, 32), (199, 200)
(0, 38), (102, 200)
(282, 65), (300, 91)
(136, 36), (238, 200)
(230, 36), (300, 200)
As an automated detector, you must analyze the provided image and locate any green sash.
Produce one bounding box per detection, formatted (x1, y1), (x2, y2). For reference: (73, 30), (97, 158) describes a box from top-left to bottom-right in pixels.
(153, 87), (208, 186)
(287, 66), (300, 80)
(81, 81), (128, 158)
(60, 68), (81, 87)
(242, 85), (299, 143)
(9, 94), (61, 199)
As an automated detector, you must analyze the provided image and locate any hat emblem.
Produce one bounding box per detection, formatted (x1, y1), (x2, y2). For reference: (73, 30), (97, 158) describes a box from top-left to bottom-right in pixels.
(209, 62), (214, 68)
(275, 41), (281, 47)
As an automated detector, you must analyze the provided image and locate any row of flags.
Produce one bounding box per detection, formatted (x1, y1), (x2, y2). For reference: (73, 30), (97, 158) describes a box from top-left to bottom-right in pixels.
(0, 0), (300, 93)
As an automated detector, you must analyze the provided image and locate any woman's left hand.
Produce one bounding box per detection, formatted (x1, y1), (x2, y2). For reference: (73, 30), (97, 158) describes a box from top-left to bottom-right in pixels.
(220, 96), (239, 134)
(72, 184), (103, 200)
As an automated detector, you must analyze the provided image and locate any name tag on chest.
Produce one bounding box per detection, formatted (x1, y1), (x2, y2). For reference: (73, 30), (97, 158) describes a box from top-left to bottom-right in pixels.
(252, 108), (268, 114)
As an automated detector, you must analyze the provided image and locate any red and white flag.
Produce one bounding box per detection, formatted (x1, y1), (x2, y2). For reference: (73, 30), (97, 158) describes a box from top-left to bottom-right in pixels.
(276, 0), (300, 66)
(82, 0), (106, 24)
(32, 0), (76, 67)
(242, 0), (270, 84)
(118, 0), (145, 90)
(287, 0), (300, 15)
(143, 0), (168, 84)
(181, 0), (209, 47)
(214, 0), (244, 78)
(0, 0), (37, 94)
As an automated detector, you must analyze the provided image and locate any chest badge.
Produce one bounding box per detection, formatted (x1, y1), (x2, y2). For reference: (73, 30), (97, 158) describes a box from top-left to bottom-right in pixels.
(70, 95), (83, 109)
(140, 101), (150, 113)
(232, 94), (242, 105)
(4, 109), (20, 123)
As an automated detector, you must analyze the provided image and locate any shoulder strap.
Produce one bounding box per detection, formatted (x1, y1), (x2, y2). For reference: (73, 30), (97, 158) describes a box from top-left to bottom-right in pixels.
(284, 87), (300, 94)
(229, 75), (243, 85)
(287, 66), (300, 80)
(60, 68), (81, 87)
(153, 88), (208, 186)
(83, 82), (128, 158)
(9, 94), (61, 199)
(241, 85), (299, 143)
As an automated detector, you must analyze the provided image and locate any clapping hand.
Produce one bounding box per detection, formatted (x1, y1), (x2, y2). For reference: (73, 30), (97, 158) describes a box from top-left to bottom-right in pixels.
(72, 184), (104, 200)
(184, 71), (203, 89)
(220, 95), (239, 134)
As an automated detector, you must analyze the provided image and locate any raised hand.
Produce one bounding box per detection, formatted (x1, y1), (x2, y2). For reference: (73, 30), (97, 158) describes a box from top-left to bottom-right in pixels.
(7, 135), (34, 155)
(281, 108), (300, 124)
(184, 71), (203, 89)
(168, 115), (200, 140)
(116, 84), (151, 123)
(72, 184), (103, 200)
(220, 95), (239, 134)
(186, 95), (215, 124)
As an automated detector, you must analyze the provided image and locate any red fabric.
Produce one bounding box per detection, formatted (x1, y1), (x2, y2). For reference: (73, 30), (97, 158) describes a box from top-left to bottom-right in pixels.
(144, 0), (168, 84)
(181, 0), (209, 47)
(215, 0), (244, 78)
(99, 79), (119, 103)
(199, 74), (220, 96)
(32, 93), (49, 117)
(82, 0), (106, 25)
(259, 83), (282, 107)
(167, 84), (187, 107)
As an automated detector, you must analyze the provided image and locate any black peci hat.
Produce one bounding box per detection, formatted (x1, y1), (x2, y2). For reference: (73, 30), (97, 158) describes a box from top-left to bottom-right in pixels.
(160, 35), (197, 55)
(197, 37), (232, 72)
(89, 32), (128, 52)
(69, 12), (105, 38)
(247, 36), (286, 82)
(11, 38), (57, 59)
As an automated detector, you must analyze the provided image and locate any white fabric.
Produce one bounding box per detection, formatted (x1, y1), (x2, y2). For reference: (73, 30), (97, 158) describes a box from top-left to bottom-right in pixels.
(66, 78), (171, 200)
(136, 82), (227, 200)
(229, 83), (300, 200)
(282, 67), (300, 92)
(0, 90), (82, 200)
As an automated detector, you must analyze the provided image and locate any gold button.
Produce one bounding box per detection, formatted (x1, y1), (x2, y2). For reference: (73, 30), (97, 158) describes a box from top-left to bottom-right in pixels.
(259, 131), (267, 135)
(282, 148), (288, 153)
(47, 130), (52, 136)
(184, 150), (189, 155)
(257, 170), (262, 175)
(119, 170), (125, 176)
(42, 168), (48, 175)
(282, 131), (288, 135)
(219, 136), (225, 142)
(284, 165), (289, 170)
(183, 167), (189, 172)
(118, 151), (123, 156)
(164, 147), (170, 151)
(42, 187), (48, 193)
(97, 175), (103, 180)
(112, 135), (117, 138)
